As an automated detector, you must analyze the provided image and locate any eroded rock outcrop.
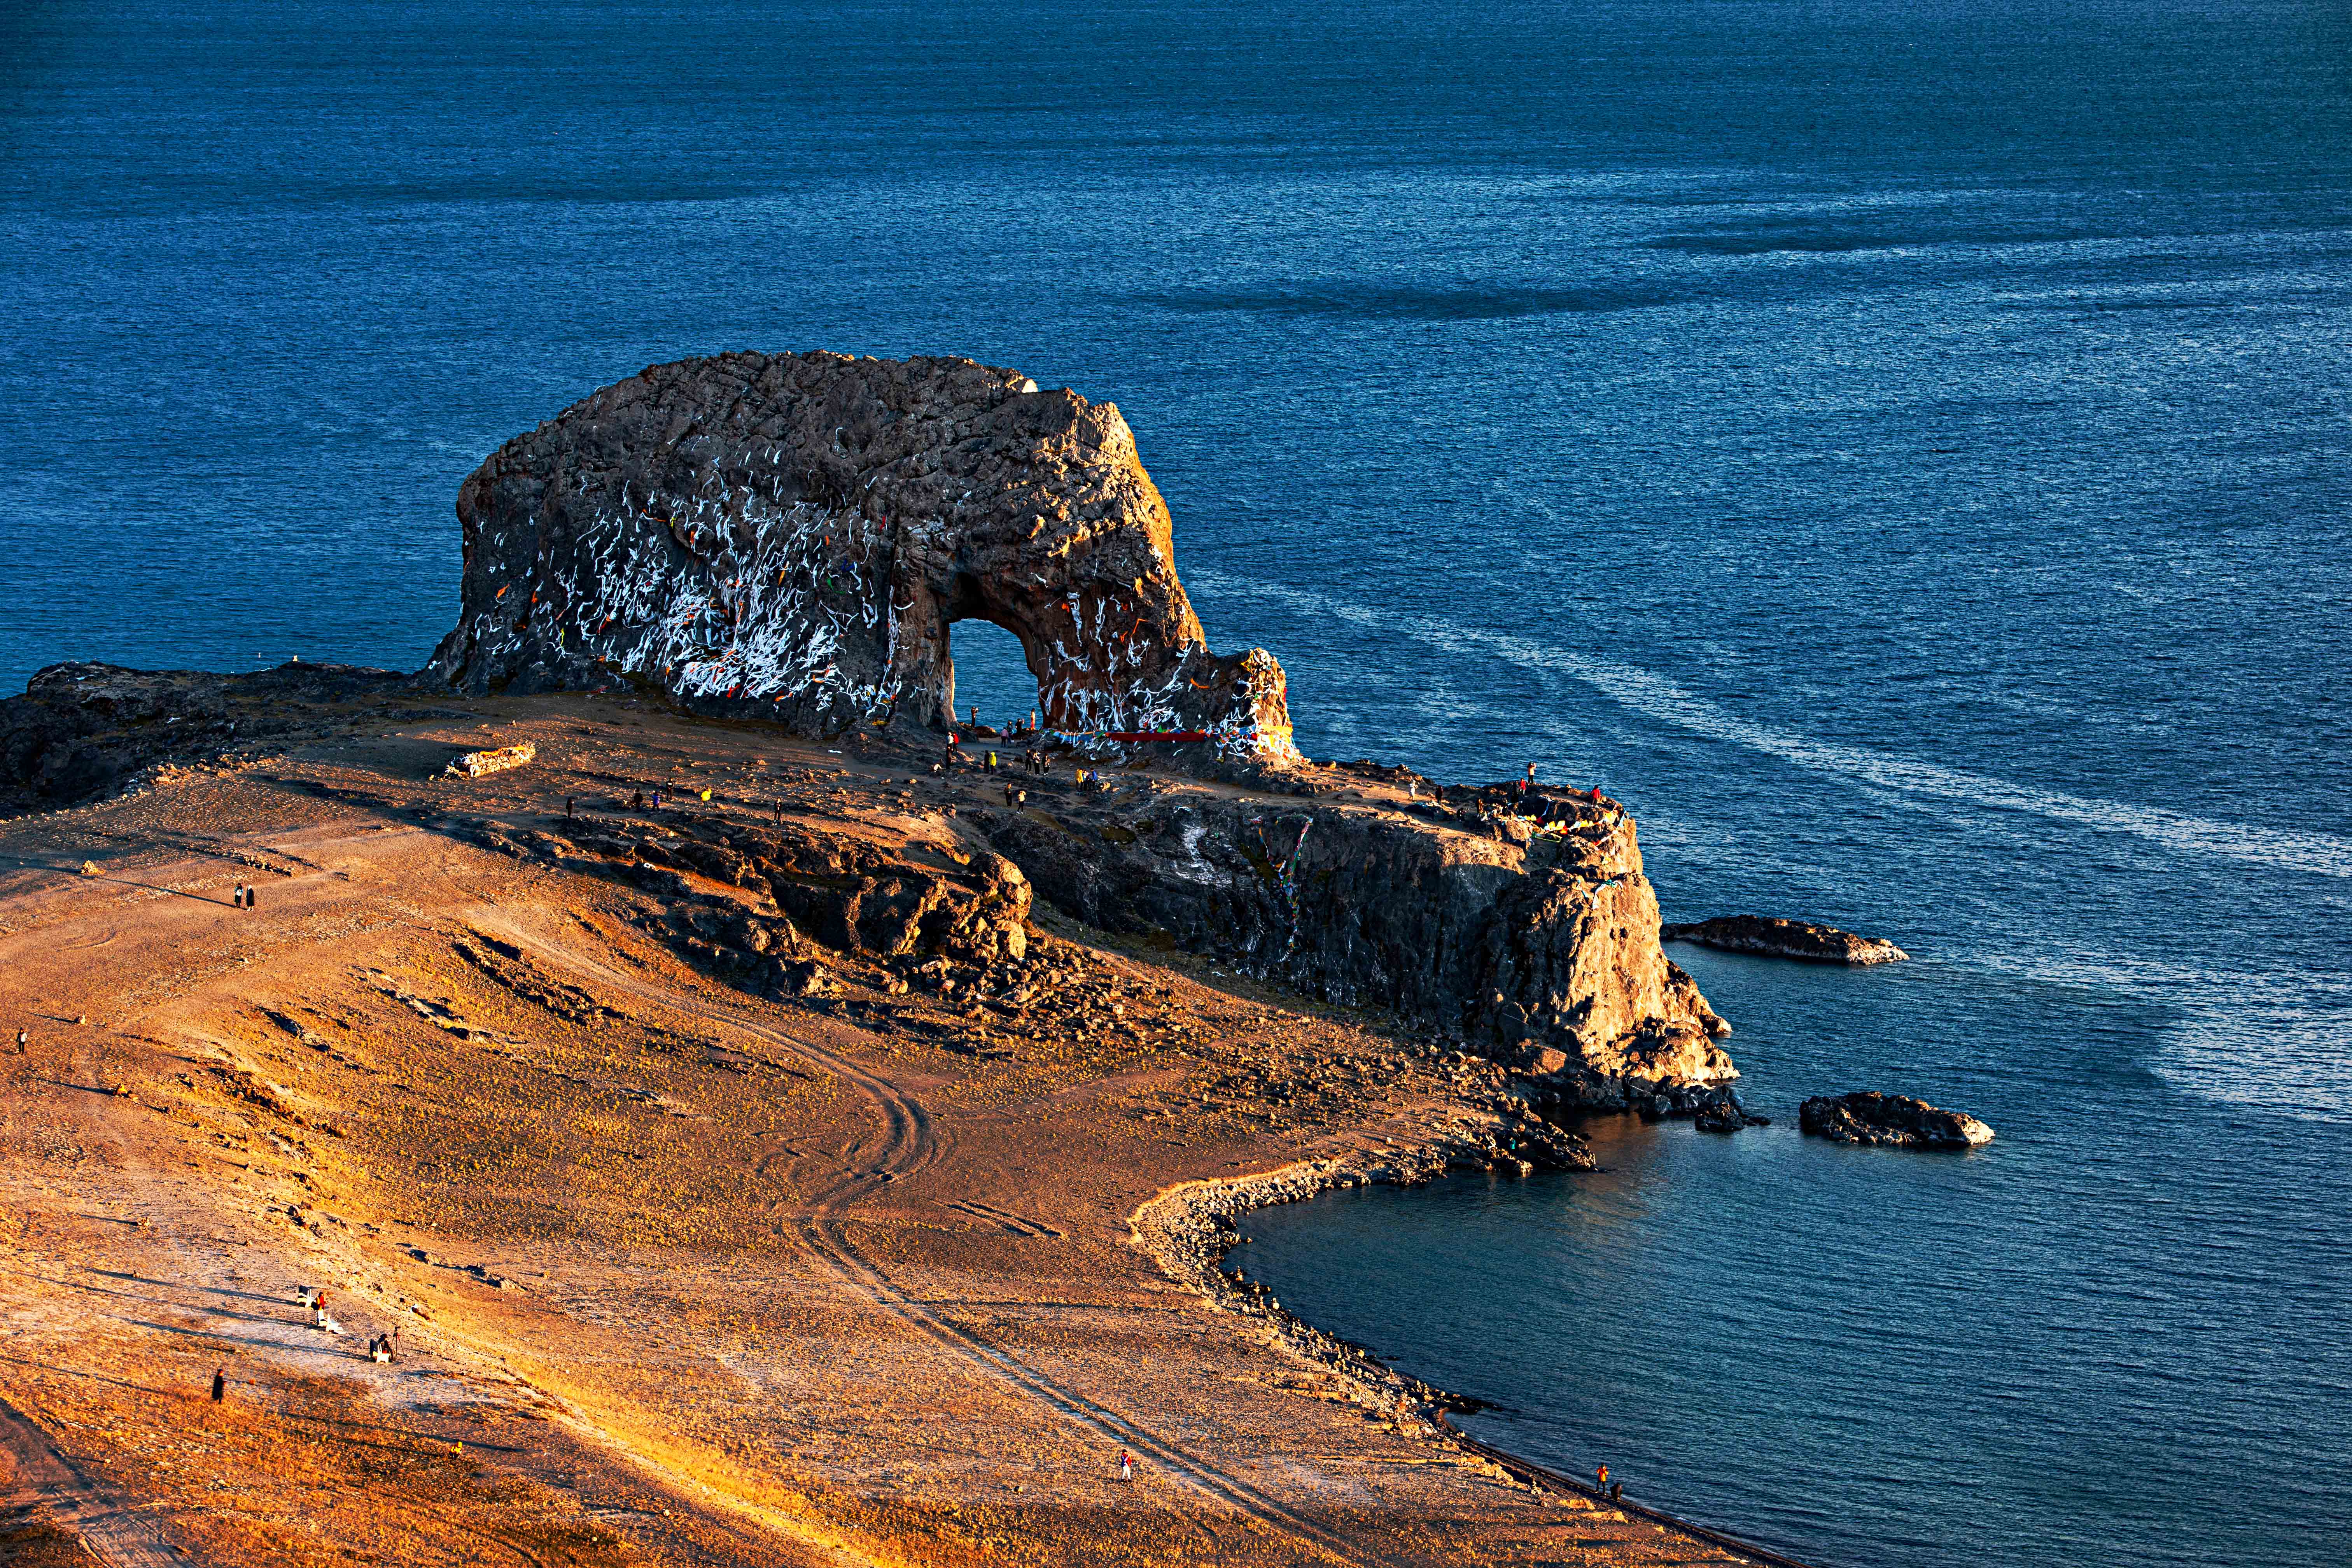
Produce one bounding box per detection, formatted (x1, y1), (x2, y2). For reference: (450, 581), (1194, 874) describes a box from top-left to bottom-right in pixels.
(1799, 1091), (1993, 1148)
(984, 773), (1734, 1102)
(0, 662), (410, 812)
(415, 354), (1733, 1102)
(428, 352), (1294, 759)
(1662, 914), (1908, 965)
(465, 814), (1037, 999)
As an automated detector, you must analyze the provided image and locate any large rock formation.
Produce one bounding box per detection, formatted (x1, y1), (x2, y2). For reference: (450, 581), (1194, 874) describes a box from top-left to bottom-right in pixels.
(427, 352), (1295, 759)
(985, 772), (1734, 1102)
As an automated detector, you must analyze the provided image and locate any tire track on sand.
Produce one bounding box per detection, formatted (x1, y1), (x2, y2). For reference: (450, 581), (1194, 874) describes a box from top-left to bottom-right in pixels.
(0, 1395), (182, 1568)
(484, 919), (1414, 1568)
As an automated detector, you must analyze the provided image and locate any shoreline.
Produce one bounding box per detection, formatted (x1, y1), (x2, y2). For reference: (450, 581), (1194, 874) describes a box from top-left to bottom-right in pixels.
(1132, 1147), (1824, 1568)
(0, 679), (1780, 1568)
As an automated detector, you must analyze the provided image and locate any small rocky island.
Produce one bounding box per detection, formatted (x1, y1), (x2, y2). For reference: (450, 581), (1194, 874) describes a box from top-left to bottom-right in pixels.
(1662, 914), (1909, 965)
(1800, 1091), (1994, 1148)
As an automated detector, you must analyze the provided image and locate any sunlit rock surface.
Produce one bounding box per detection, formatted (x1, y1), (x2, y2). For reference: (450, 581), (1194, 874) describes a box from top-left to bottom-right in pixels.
(428, 351), (1295, 759)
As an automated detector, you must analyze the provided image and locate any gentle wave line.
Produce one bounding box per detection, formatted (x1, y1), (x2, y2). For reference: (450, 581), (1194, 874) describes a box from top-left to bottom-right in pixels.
(1198, 574), (2352, 880)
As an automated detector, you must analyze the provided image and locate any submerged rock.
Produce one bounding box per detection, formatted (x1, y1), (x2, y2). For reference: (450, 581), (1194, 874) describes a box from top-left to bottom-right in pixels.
(1799, 1091), (1992, 1148)
(427, 351), (1294, 759)
(1662, 914), (1908, 965)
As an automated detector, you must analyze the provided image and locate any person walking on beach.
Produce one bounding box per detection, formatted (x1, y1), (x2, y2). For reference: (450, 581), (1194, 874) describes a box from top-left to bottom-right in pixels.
(1596, 1463), (1608, 1496)
(1118, 1448), (1133, 1483)
(210, 1367), (225, 1402)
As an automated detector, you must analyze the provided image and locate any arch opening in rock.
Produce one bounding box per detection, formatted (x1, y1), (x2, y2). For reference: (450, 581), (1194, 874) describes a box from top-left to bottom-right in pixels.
(430, 350), (1298, 762)
(945, 615), (1042, 734)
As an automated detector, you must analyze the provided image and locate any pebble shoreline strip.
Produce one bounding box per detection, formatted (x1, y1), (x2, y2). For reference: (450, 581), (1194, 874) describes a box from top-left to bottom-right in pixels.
(1131, 1135), (1822, 1568)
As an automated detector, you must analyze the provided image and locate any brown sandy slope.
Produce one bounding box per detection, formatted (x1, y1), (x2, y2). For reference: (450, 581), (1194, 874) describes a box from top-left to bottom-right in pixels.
(0, 692), (1757, 1567)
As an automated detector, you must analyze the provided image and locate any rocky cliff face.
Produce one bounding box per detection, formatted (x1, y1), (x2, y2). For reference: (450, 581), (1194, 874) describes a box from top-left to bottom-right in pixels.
(983, 771), (1734, 1101)
(0, 662), (408, 812)
(427, 352), (1294, 760)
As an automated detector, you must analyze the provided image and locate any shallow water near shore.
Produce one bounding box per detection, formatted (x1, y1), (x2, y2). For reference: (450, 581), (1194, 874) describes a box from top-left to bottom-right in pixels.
(1232, 943), (2352, 1568)
(5, 2), (2348, 1564)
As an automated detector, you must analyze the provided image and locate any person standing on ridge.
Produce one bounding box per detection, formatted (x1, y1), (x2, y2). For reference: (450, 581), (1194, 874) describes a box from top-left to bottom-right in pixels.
(1596, 1463), (1609, 1496)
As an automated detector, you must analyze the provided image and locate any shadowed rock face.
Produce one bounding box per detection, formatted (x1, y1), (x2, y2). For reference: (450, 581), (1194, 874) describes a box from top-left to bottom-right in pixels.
(0, 662), (408, 812)
(985, 775), (1735, 1099)
(427, 352), (1295, 759)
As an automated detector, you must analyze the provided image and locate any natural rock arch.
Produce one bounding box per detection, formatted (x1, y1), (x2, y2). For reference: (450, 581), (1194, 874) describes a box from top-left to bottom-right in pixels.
(429, 351), (1295, 758)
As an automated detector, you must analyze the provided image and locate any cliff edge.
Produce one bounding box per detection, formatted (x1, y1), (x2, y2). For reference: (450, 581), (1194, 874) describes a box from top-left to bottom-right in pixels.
(4, 352), (1734, 1101)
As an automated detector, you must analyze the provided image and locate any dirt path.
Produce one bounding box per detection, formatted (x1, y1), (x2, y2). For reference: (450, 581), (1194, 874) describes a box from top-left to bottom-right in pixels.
(485, 913), (1424, 1568)
(0, 690), (1782, 1568)
(0, 1396), (182, 1568)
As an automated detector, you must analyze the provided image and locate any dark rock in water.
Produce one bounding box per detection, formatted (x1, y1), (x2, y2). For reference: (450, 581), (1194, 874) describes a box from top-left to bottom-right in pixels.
(1692, 1103), (1743, 1134)
(427, 351), (1294, 758)
(1799, 1091), (1992, 1148)
(1661, 914), (1908, 965)
(1691, 1091), (1768, 1133)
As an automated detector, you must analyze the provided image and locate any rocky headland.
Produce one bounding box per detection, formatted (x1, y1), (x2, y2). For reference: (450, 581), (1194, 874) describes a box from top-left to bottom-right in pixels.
(1800, 1091), (1995, 1148)
(1662, 913), (1909, 965)
(0, 352), (1787, 1568)
(9, 354), (1738, 1121)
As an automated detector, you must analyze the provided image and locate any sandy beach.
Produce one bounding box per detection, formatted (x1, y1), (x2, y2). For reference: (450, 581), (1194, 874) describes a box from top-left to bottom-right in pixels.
(0, 688), (1777, 1567)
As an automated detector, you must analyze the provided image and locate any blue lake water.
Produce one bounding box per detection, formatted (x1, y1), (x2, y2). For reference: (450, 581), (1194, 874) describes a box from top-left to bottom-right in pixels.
(5, 3), (2347, 1564)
